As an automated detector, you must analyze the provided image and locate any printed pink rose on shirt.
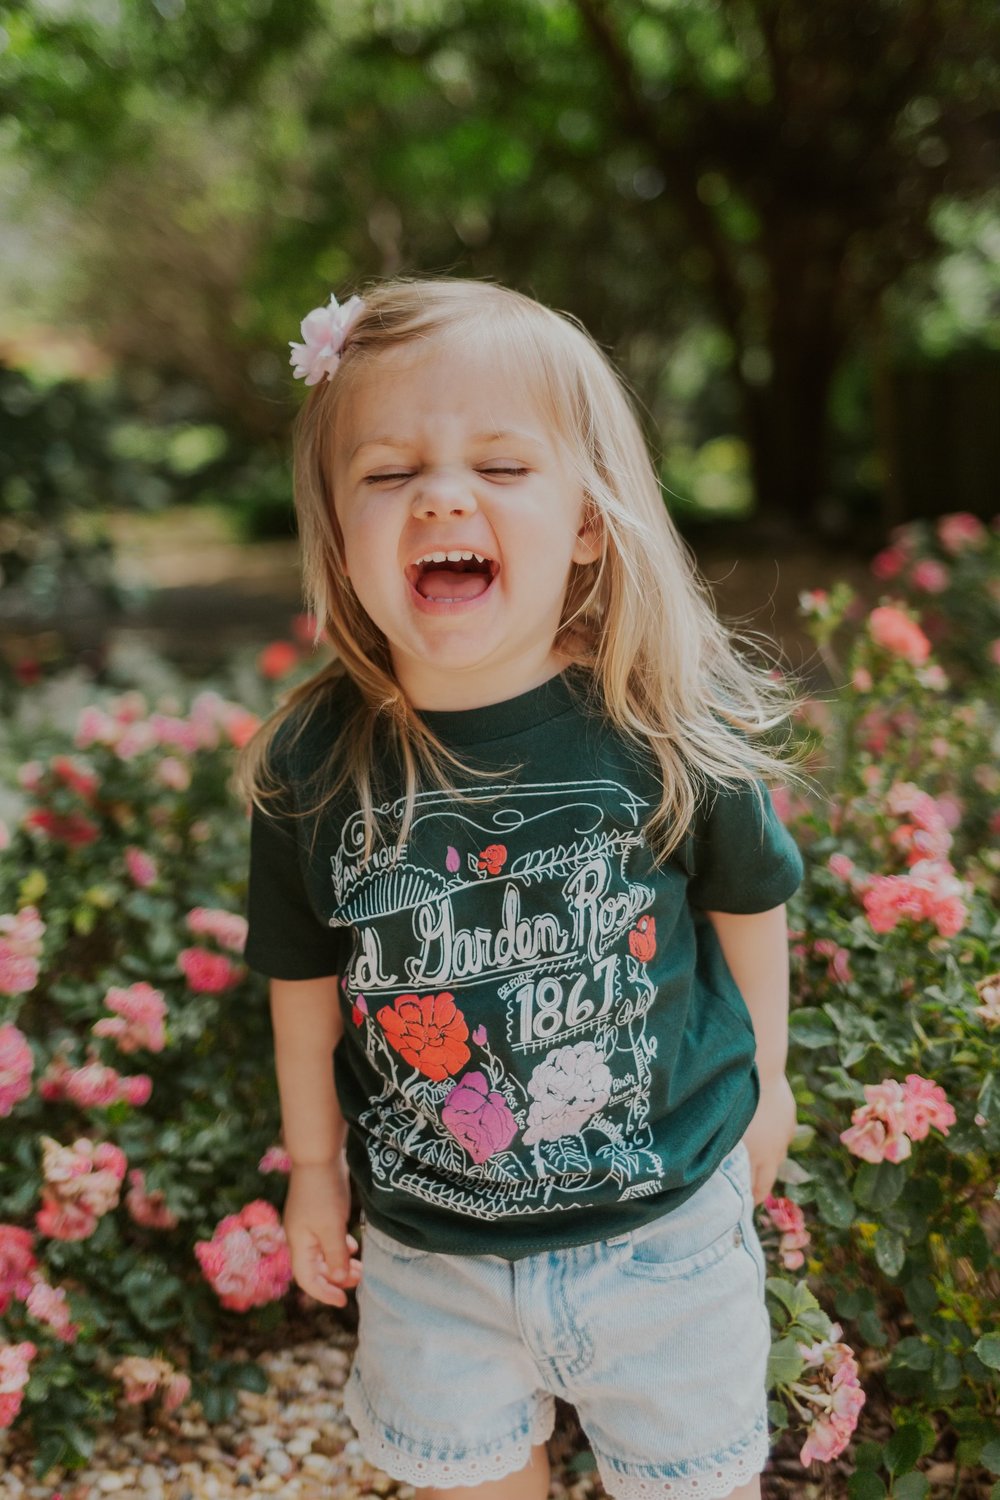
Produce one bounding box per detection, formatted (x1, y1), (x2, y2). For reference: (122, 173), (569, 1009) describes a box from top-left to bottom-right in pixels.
(441, 1072), (518, 1164)
(523, 1041), (613, 1145)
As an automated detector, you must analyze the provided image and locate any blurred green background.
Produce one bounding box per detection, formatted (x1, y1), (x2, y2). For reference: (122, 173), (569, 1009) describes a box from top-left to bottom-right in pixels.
(1, 0), (998, 677)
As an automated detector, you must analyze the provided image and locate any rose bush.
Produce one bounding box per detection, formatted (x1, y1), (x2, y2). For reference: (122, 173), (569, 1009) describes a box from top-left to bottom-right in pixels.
(0, 654), (304, 1477)
(0, 529), (997, 1494)
(770, 519), (999, 1495)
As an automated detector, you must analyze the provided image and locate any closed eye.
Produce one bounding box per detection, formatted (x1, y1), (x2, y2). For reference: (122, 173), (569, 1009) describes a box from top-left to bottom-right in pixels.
(363, 466), (529, 484)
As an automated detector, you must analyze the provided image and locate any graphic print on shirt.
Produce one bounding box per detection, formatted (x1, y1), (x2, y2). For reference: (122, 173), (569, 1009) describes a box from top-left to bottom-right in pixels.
(329, 780), (671, 1219)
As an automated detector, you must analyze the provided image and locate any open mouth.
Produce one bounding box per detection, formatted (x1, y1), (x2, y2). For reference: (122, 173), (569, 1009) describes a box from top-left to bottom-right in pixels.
(406, 552), (500, 602)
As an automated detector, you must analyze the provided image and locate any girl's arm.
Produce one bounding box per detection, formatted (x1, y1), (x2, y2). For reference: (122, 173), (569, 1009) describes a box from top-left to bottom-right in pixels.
(270, 975), (346, 1164)
(704, 904), (796, 1203)
(270, 976), (362, 1305)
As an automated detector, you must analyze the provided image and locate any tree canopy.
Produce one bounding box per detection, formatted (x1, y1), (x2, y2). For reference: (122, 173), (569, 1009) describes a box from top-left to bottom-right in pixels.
(2, 0), (999, 537)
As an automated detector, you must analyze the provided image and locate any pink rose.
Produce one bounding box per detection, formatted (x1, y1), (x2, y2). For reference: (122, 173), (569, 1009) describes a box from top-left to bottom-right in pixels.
(901, 1074), (955, 1140)
(937, 512), (986, 553)
(840, 1080), (911, 1164)
(185, 907), (248, 954)
(195, 1201), (292, 1311)
(870, 546), (907, 580)
(911, 559), (949, 593)
(868, 605), (931, 665)
(93, 982), (167, 1054)
(177, 947), (243, 993)
(0, 1227), (38, 1314)
(125, 1169), (179, 1230)
(125, 847), (158, 889)
(0, 1024), (34, 1116)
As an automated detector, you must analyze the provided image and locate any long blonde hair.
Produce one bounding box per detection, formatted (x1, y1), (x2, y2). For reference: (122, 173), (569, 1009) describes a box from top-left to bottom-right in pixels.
(233, 276), (815, 867)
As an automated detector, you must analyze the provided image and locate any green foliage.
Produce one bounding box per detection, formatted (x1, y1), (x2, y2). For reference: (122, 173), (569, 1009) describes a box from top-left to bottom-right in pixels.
(0, 367), (139, 621)
(4, 0), (1000, 533)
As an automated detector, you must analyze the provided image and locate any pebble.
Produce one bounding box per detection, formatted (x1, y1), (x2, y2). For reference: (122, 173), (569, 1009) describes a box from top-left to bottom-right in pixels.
(266, 1448), (294, 1476)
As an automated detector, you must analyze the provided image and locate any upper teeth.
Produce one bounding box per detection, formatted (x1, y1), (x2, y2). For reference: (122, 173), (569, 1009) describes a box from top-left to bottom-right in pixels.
(415, 550), (490, 566)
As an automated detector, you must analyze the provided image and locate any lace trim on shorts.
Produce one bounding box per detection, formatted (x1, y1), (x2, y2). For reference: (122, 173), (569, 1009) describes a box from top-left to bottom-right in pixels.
(598, 1413), (770, 1500)
(342, 1365), (556, 1490)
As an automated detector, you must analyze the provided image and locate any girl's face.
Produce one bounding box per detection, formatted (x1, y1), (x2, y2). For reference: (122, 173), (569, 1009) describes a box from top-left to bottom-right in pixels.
(330, 337), (601, 711)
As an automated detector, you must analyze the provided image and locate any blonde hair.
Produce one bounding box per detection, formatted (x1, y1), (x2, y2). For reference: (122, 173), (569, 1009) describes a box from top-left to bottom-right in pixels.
(233, 275), (814, 867)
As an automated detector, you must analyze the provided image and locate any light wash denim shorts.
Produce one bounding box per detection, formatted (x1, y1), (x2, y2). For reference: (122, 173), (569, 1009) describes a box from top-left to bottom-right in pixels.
(342, 1140), (771, 1499)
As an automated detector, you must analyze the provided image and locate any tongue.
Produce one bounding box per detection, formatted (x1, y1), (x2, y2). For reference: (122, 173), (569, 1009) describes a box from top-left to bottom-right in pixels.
(416, 568), (492, 601)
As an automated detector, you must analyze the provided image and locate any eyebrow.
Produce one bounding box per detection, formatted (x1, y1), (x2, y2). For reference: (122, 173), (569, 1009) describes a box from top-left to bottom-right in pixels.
(350, 429), (545, 460)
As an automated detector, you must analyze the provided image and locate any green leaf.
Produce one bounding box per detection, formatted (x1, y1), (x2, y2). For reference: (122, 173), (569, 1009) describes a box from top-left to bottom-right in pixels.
(902, 1276), (937, 1322)
(990, 1483), (1000, 1500)
(854, 1442), (884, 1470)
(981, 1441), (1000, 1475)
(893, 1474), (929, 1500)
(976, 1071), (999, 1123)
(199, 1385), (236, 1424)
(814, 1178), (855, 1228)
(930, 1347), (962, 1392)
(767, 1399), (789, 1432)
(857, 1308), (889, 1348)
(874, 1227), (907, 1278)
(884, 1424), (923, 1475)
(974, 1334), (1000, 1370)
(231, 1362), (269, 1394)
(33, 1434), (68, 1480)
(568, 1451), (598, 1474)
(847, 1472), (887, 1500)
(854, 1160), (906, 1210)
(767, 1336), (805, 1385)
(837, 1286), (875, 1319)
(892, 1338), (933, 1371)
(789, 1008), (838, 1047)
(765, 1277), (800, 1315)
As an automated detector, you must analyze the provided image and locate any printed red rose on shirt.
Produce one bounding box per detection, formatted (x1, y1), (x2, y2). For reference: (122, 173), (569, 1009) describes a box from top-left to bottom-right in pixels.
(377, 992), (471, 1081)
(628, 914), (656, 963)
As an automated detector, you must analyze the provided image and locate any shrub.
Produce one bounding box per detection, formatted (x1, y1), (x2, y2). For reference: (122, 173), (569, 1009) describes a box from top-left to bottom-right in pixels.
(0, 658), (300, 1476)
(771, 536), (999, 1495)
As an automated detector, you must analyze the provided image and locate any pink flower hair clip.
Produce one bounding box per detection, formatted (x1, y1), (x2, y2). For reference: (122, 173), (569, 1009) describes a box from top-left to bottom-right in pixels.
(288, 291), (366, 385)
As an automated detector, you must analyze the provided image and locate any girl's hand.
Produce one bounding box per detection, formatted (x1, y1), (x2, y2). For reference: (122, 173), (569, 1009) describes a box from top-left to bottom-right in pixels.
(283, 1156), (363, 1307)
(741, 1072), (797, 1205)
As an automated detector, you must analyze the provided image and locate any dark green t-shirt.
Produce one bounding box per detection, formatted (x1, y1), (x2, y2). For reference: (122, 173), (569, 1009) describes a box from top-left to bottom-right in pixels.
(244, 665), (804, 1259)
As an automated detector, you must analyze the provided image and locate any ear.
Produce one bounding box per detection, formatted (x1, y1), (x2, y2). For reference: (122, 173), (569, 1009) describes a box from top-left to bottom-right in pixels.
(571, 499), (604, 566)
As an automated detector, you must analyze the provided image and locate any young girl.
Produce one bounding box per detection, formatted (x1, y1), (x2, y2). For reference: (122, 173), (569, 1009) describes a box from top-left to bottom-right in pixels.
(236, 277), (812, 1500)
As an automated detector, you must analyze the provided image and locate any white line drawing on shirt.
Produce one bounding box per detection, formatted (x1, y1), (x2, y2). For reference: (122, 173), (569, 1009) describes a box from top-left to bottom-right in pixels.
(342, 777), (672, 1218)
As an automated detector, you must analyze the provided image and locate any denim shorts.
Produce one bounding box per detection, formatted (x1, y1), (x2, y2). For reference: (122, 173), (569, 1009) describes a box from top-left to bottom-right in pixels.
(342, 1140), (771, 1499)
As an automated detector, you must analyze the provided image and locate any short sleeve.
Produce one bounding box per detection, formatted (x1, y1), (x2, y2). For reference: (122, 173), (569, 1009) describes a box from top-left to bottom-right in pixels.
(685, 776), (804, 914)
(243, 799), (352, 980)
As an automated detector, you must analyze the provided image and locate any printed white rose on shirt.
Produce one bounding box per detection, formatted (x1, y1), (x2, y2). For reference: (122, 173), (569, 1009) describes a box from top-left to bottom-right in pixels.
(522, 1041), (613, 1145)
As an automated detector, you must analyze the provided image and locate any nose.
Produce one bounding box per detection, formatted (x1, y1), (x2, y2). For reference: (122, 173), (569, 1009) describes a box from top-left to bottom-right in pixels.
(410, 467), (478, 519)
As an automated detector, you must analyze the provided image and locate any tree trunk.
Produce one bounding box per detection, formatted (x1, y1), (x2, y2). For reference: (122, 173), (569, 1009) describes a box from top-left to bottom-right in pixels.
(739, 338), (839, 540)
(731, 237), (850, 542)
